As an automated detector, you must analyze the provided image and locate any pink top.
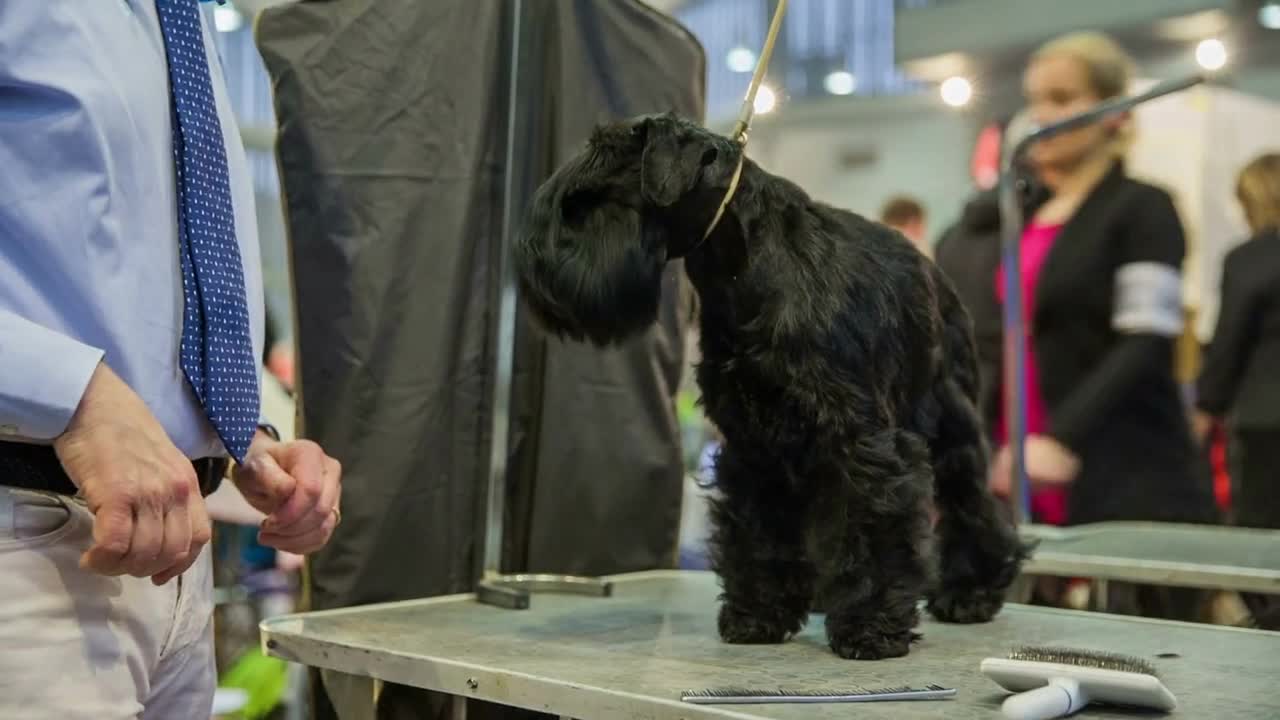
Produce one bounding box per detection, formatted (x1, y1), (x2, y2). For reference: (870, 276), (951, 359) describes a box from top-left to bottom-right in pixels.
(994, 221), (1068, 525)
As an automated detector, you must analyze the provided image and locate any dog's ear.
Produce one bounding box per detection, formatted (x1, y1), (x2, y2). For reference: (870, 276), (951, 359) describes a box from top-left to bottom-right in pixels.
(513, 161), (671, 347)
(641, 116), (719, 208)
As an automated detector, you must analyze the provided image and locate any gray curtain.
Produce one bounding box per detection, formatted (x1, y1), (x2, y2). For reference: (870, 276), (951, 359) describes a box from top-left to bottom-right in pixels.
(256, 1), (705, 717)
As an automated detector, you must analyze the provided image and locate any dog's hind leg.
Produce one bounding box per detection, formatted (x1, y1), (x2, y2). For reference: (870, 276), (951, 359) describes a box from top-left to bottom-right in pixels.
(926, 305), (1031, 624)
(814, 429), (936, 660)
(708, 448), (815, 645)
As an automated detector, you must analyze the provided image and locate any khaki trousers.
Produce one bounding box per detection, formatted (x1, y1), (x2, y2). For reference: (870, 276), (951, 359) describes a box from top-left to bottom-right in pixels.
(0, 488), (215, 719)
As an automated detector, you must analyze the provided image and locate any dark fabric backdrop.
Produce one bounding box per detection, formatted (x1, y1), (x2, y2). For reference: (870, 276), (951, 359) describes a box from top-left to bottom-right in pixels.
(256, 1), (705, 718)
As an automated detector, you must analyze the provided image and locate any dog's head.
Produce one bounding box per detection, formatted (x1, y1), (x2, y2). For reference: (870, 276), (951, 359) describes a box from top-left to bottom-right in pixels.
(514, 113), (740, 346)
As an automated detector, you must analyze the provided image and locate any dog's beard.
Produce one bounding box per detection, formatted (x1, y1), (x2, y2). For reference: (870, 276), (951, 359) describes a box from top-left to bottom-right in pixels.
(514, 183), (668, 347)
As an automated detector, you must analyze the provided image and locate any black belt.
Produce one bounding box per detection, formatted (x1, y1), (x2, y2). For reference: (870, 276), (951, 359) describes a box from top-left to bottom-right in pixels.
(0, 440), (228, 498)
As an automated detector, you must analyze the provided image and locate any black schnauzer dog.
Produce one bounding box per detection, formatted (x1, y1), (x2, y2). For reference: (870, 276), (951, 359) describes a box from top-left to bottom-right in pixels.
(514, 113), (1029, 660)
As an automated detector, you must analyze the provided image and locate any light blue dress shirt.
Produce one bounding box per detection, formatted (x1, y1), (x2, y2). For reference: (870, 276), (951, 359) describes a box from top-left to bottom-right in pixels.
(0, 1), (264, 459)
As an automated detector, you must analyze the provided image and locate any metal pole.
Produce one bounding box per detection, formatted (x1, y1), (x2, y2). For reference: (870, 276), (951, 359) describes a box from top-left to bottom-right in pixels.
(475, 0), (613, 609)
(998, 74), (1206, 526)
(998, 163), (1030, 525)
(483, 0), (524, 579)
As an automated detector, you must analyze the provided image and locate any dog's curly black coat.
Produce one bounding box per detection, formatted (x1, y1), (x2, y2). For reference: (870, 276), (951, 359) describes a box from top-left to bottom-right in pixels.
(514, 113), (1030, 660)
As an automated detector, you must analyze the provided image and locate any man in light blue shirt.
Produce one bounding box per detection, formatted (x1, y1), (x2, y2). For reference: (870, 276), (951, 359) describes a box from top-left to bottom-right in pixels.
(0, 2), (343, 717)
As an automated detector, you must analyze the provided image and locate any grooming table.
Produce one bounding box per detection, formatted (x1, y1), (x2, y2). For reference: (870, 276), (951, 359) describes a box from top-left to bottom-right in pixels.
(260, 570), (1280, 719)
(1020, 523), (1280, 600)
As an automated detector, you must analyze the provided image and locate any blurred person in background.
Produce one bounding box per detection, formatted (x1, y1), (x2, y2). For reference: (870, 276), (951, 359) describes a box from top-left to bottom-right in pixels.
(262, 309), (296, 393)
(880, 195), (931, 257)
(935, 189), (1004, 437)
(988, 31), (1218, 619)
(936, 111), (1043, 446)
(1194, 152), (1280, 629)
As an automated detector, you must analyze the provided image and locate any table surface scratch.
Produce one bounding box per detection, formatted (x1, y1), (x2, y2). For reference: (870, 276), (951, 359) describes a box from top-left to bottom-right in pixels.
(262, 570), (1280, 719)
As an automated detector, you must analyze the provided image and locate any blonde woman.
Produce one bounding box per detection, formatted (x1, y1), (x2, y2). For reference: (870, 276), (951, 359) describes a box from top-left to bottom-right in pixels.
(1194, 153), (1280, 628)
(988, 32), (1218, 615)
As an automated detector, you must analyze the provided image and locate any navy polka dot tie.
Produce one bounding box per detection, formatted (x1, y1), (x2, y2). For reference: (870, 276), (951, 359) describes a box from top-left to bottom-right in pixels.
(156, 0), (260, 462)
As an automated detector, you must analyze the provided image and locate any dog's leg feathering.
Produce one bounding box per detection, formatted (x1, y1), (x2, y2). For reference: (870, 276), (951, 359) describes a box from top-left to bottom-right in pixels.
(708, 449), (815, 645)
(813, 429), (936, 660)
(927, 306), (1031, 624)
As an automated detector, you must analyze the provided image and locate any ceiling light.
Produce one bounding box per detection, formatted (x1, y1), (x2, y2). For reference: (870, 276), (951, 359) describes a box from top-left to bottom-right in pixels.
(1195, 38), (1228, 70)
(940, 76), (973, 108)
(727, 46), (757, 73)
(823, 71), (857, 96)
(753, 85), (777, 114)
(1260, 3), (1280, 29)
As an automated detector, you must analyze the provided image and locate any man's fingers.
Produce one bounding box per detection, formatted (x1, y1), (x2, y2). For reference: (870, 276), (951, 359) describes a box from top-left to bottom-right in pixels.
(123, 503), (166, 578)
(267, 457), (340, 538)
(163, 497), (191, 559)
(189, 489), (213, 550)
(150, 499), (192, 585)
(260, 509), (337, 555)
(155, 491), (213, 585)
(241, 453), (297, 514)
(261, 449), (325, 533)
(81, 501), (134, 575)
(260, 449), (340, 552)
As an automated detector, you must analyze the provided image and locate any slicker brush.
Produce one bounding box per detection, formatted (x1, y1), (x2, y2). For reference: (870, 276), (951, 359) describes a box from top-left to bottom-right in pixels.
(981, 645), (1177, 719)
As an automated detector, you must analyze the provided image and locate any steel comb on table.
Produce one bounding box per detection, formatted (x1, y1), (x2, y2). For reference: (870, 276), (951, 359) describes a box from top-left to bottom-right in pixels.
(680, 684), (957, 704)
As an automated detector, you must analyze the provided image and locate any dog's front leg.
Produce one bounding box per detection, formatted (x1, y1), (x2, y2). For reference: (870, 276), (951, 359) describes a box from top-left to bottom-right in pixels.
(811, 429), (936, 660)
(707, 448), (815, 645)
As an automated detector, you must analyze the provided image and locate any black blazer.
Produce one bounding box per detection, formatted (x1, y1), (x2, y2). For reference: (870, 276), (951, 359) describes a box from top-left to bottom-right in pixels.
(1023, 163), (1216, 525)
(935, 190), (1004, 434)
(1197, 229), (1280, 429)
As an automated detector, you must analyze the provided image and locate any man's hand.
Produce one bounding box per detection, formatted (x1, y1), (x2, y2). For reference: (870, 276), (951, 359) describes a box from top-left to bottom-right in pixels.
(233, 434), (341, 554)
(54, 363), (211, 585)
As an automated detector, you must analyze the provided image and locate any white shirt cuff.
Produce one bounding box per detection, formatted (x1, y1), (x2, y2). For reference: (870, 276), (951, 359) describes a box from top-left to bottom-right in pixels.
(0, 310), (104, 440)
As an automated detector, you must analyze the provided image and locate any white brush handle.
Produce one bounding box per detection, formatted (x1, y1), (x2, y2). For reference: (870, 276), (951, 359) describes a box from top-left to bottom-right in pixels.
(1002, 677), (1088, 720)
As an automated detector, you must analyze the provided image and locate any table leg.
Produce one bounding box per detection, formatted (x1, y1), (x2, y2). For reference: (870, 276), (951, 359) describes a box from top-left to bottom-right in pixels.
(1092, 578), (1109, 612)
(451, 695), (468, 720)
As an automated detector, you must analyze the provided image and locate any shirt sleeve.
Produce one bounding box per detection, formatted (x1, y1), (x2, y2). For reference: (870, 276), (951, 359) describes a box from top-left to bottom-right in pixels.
(0, 310), (104, 440)
(258, 363), (272, 428)
(1195, 248), (1259, 415)
(1048, 187), (1187, 452)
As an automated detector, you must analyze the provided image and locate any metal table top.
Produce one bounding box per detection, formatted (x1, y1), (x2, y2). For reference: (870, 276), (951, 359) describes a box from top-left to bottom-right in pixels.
(1020, 522), (1280, 593)
(261, 570), (1280, 719)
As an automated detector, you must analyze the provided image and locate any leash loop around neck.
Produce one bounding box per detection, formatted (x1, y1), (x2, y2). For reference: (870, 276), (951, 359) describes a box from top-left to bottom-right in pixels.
(700, 0), (787, 242)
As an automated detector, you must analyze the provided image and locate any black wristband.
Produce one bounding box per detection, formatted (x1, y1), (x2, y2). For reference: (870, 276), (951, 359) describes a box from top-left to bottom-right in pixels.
(257, 422), (281, 442)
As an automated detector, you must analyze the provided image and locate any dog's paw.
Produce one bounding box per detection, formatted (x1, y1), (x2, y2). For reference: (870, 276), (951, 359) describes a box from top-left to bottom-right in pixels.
(717, 604), (796, 645)
(827, 629), (919, 660)
(926, 586), (1005, 624)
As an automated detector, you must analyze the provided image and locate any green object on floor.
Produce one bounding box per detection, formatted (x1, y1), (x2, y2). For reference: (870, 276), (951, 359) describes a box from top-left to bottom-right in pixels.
(676, 390), (700, 426)
(219, 647), (288, 719)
